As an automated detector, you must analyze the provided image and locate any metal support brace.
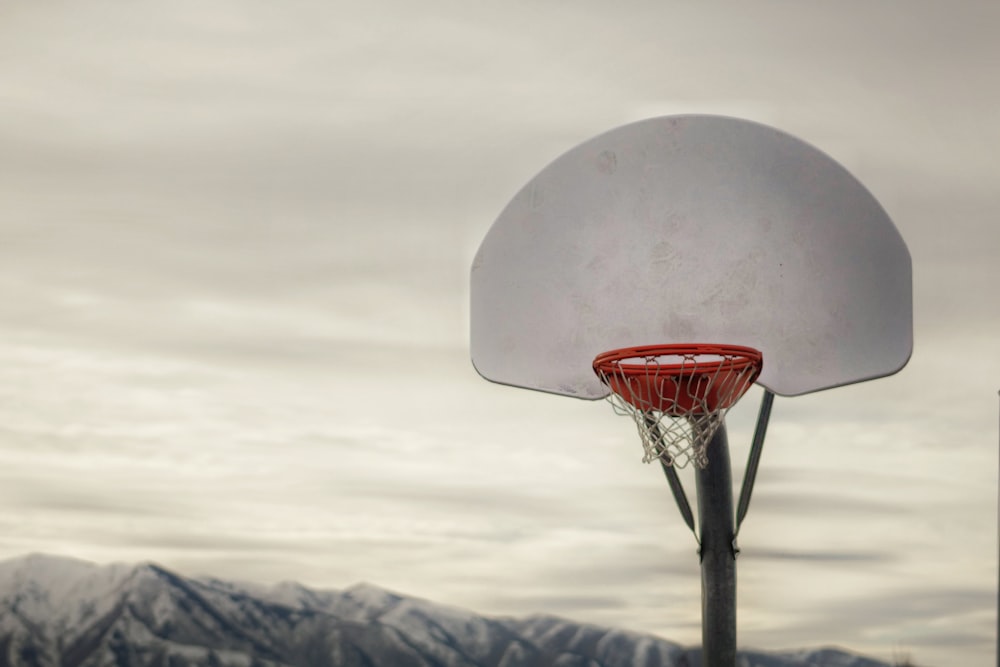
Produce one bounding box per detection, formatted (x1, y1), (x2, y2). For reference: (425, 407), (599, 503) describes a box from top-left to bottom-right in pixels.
(733, 390), (775, 551)
(646, 417), (699, 545)
(660, 459), (697, 538)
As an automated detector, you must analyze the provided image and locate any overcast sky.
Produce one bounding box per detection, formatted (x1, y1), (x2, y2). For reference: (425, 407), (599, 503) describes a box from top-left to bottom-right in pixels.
(1, 2), (998, 666)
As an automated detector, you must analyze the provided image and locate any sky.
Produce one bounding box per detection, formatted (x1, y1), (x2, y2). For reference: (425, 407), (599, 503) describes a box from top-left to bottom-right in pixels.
(0, 1), (998, 665)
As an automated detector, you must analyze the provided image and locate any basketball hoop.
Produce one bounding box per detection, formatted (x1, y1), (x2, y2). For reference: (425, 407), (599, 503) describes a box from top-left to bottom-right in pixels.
(593, 345), (762, 468)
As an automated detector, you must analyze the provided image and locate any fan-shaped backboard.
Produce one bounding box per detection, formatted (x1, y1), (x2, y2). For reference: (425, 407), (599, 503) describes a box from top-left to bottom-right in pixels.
(470, 115), (911, 398)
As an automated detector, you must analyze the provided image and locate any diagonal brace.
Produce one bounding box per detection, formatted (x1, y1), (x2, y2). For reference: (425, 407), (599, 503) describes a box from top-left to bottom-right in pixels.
(734, 390), (775, 543)
(645, 416), (698, 542)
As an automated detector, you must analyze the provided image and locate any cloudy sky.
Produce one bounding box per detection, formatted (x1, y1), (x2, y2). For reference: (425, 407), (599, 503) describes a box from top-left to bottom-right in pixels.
(1, 1), (997, 665)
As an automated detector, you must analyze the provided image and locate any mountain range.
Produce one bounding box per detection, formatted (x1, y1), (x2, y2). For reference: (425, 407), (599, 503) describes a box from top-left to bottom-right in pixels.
(0, 554), (897, 667)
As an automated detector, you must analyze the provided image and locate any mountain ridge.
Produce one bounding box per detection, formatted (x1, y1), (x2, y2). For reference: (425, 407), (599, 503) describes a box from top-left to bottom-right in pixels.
(0, 553), (894, 667)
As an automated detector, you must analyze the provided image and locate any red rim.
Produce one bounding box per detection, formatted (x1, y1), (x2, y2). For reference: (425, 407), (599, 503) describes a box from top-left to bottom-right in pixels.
(593, 344), (762, 414)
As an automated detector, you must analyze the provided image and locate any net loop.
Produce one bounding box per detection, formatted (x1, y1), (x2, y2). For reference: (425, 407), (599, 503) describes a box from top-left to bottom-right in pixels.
(593, 345), (762, 468)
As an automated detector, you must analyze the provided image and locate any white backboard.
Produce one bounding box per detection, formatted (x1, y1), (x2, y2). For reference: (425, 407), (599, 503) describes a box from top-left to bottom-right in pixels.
(471, 115), (912, 398)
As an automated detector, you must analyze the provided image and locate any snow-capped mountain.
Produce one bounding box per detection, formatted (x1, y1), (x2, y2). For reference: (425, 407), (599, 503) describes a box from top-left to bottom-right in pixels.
(0, 554), (893, 667)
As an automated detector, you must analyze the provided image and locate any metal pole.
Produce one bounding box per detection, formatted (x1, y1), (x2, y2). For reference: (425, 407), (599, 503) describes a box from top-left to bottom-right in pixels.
(695, 423), (737, 667)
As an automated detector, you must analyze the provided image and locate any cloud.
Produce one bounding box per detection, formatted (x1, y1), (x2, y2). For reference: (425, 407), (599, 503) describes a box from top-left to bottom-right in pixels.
(486, 594), (631, 615)
(748, 491), (910, 518)
(745, 549), (896, 564)
(0, 2), (996, 666)
(750, 585), (996, 653)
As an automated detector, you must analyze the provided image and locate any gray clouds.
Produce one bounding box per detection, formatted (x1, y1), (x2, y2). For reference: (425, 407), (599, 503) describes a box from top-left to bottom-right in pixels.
(1, 2), (998, 667)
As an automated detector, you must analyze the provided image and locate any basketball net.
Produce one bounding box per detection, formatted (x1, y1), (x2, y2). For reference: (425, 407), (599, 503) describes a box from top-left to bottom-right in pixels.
(593, 345), (762, 468)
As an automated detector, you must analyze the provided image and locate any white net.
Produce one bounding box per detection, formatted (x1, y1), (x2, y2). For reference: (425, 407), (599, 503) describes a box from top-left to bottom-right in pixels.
(594, 347), (761, 468)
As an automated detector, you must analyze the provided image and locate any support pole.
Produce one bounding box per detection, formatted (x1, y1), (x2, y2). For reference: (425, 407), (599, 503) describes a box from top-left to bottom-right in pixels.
(695, 423), (736, 667)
